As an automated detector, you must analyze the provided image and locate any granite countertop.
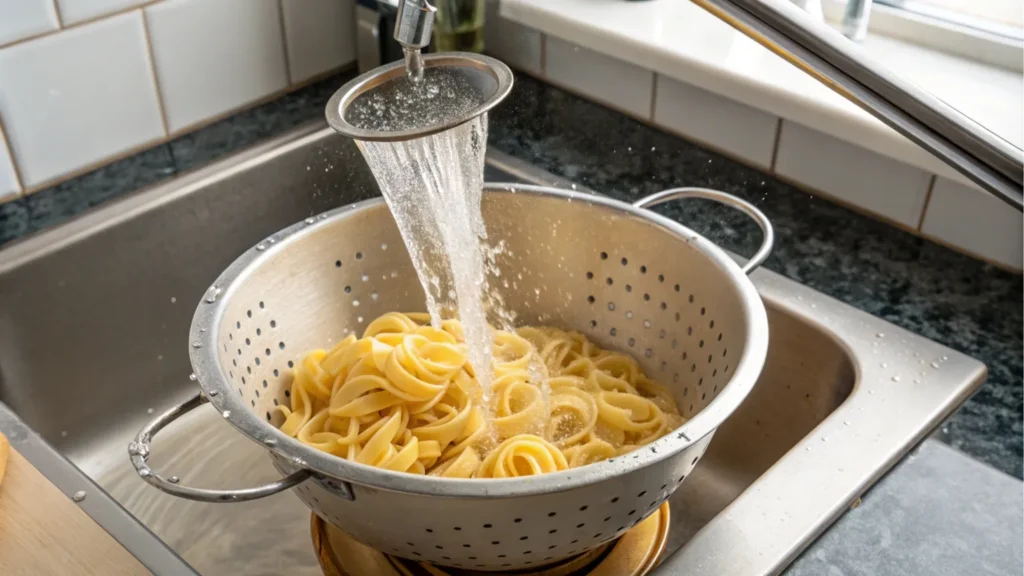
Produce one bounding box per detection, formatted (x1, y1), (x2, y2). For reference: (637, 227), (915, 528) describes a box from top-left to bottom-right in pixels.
(0, 70), (1020, 481)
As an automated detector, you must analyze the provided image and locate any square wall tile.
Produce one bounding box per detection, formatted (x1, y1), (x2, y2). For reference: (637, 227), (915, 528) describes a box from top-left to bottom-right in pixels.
(921, 177), (1023, 270)
(0, 0), (59, 46)
(544, 36), (653, 119)
(775, 121), (930, 228)
(0, 127), (20, 201)
(486, 0), (542, 76)
(0, 11), (164, 188)
(145, 0), (288, 133)
(281, 0), (356, 84)
(56, 0), (148, 25)
(654, 74), (779, 170)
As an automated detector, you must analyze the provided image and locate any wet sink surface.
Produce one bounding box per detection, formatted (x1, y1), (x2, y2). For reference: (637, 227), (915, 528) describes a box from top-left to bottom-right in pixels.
(0, 125), (984, 575)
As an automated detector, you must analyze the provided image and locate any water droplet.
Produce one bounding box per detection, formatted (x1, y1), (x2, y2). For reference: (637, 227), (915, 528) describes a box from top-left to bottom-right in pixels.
(371, 292), (379, 301)
(880, 363), (887, 368)
(357, 316), (364, 323)
(353, 300), (360, 307)
(268, 238), (276, 245)
(170, 296), (176, 304)
(263, 438), (277, 447)
(843, 421), (850, 426)
(256, 243), (266, 251)
(208, 390), (219, 397)
(941, 355), (948, 361)
(304, 217), (316, 224)
(913, 378), (921, 384)
(930, 362), (940, 369)
(189, 373), (197, 381)
(147, 408), (154, 414)
(191, 341), (202, 349)
(875, 332), (885, 338)
(381, 243), (388, 250)
(156, 354), (163, 361)
(891, 376), (900, 382)
(61, 430), (67, 437)
(138, 468), (152, 478)
(820, 436), (827, 442)
(222, 410), (231, 418)
(361, 274), (369, 282)
(205, 287), (222, 303)
(168, 476), (180, 484)
(72, 491), (86, 502)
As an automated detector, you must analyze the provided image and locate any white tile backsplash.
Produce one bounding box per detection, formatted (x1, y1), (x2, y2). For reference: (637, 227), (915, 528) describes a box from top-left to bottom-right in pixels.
(56, 0), (148, 25)
(0, 11), (164, 188)
(654, 75), (779, 170)
(145, 0), (288, 133)
(545, 36), (653, 119)
(281, 0), (356, 84)
(774, 121), (931, 228)
(921, 178), (1023, 270)
(0, 127), (21, 201)
(0, 0), (60, 46)
(486, 0), (542, 76)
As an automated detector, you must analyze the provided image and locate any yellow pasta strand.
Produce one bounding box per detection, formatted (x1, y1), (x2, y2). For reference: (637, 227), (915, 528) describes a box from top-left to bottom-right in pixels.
(277, 312), (685, 478)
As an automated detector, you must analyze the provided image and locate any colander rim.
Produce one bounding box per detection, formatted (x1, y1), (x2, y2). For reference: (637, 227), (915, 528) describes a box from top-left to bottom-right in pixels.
(188, 184), (769, 498)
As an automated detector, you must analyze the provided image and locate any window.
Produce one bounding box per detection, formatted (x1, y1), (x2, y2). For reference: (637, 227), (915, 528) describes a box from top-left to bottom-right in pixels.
(878, 0), (1023, 39)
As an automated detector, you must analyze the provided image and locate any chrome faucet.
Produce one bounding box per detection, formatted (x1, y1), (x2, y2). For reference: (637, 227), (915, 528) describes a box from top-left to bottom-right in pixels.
(694, 0), (1023, 210)
(394, 0), (437, 82)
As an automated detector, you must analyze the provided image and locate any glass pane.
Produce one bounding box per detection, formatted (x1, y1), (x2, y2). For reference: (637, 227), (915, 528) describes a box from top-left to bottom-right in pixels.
(879, 0), (1024, 34)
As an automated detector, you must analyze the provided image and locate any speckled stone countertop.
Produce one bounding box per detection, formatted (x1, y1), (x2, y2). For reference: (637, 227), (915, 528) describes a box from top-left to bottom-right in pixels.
(0, 71), (1020, 479)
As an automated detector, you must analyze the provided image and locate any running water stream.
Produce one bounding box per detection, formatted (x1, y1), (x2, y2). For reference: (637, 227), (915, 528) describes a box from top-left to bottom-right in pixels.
(357, 114), (495, 393)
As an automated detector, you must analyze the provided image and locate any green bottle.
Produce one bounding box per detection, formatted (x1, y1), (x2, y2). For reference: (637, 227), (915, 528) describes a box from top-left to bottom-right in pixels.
(432, 0), (486, 53)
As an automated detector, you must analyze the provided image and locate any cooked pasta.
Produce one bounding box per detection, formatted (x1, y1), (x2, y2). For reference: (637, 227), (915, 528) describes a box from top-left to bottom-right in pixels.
(276, 312), (684, 478)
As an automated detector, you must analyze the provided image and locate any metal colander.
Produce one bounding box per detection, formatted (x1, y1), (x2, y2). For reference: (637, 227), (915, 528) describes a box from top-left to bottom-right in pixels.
(130, 184), (771, 572)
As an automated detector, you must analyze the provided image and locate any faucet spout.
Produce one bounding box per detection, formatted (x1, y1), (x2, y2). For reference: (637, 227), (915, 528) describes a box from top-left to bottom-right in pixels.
(394, 0), (437, 83)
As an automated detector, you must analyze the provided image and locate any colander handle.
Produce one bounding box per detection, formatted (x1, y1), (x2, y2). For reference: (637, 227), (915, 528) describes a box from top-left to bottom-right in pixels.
(633, 187), (774, 274)
(128, 392), (311, 502)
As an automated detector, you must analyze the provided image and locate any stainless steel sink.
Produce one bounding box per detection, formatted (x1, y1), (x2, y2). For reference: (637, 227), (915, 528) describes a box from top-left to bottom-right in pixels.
(0, 123), (985, 575)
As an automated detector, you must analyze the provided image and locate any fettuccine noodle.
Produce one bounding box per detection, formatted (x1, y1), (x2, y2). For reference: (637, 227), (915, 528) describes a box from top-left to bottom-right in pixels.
(276, 312), (684, 478)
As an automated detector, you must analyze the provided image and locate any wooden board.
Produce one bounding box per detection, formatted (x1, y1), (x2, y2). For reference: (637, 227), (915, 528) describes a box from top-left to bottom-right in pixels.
(0, 443), (151, 576)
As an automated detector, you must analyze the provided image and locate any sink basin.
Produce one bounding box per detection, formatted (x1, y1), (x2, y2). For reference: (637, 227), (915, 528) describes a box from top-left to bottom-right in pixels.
(0, 123), (985, 575)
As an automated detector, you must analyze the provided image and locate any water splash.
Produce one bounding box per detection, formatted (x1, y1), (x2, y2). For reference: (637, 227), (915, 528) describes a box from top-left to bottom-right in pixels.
(357, 115), (495, 392)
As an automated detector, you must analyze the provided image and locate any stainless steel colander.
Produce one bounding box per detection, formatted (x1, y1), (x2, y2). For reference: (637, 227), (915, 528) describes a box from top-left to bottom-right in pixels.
(130, 184), (771, 571)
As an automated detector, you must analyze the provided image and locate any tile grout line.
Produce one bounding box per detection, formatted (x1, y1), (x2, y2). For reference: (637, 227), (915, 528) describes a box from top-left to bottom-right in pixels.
(768, 118), (783, 173)
(50, 0), (64, 28)
(0, 1), (164, 51)
(916, 174), (937, 231)
(0, 115), (27, 198)
(540, 33), (548, 77)
(649, 73), (659, 122)
(139, 8), (171, 137)
(276, 0), (294, 85)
